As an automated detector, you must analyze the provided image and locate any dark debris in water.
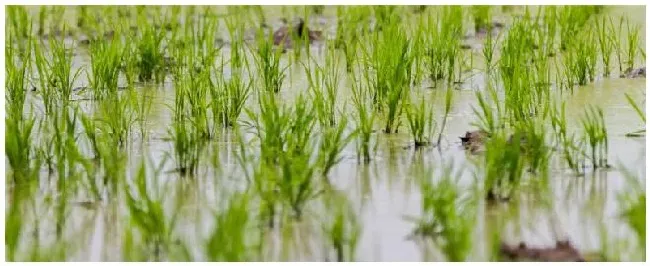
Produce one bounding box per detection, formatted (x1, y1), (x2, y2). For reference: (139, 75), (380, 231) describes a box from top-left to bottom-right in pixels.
(500, 240), (585, 262)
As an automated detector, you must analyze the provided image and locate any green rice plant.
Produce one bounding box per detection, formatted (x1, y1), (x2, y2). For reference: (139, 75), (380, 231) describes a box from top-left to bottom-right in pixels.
(205, 193), (257, 261)
(5, 36), (32, 121)
(361, 21), (412, 133)
(410, 161), (475, 261)
(624, 20), (640, 72)
(87, 33), (123, 99)
(513, 119), (551, 175)
(48, 27), (82, 104)
(483, 130), (525, 201)
(96, 92), (136, 147)
(128, 87), (154, 141)
(550, 102), (588, 175)
(610, 16), (625, 74)
(322, 194), (361, 262)
(318, 116), (355, 177)
(471, 80), (503, 135)
(5, 116), (36, 184)
(471, 6), (491, 33)
(436, 87), (454, 146)
(135, 12), (166, 83)
(167, 115), (206, 177)
(595, 16), (614, 77)
(482, 25), (500, 73)
(211, 70), (252, 128)
(38, 6), (47, 36)
(7, 6), (30, 40)
(404, 92), (435, 147)
(558, 6), (596, 51)
(580, 105), (609, 169)
(252, 29), (287, 94)
(350, 70), (377, 163)
(304, 47), (341, 127)
(423, 9), (462, 85)
(32, 38), (57, 115)
(624, 92), (645, 137)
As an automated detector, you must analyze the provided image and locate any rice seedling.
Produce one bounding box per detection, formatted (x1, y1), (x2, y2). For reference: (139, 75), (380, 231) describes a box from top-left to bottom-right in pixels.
(135, 12), (167, 83)
(404, 92), (435, 147)
(423, 8), (462, 85)
(7, 6), (31, 40)
(5, 35), (32, 122)
(304, 46), (341, 127)
(317, 116), (355, 177)
(211, 70), (252, 128)
(595, 16), (614, 77)
(558, 6), (596, 51)
(361, 20), (413, 133)
(624, 20), (640, 72)
(483, 130), (525, 201)
(87, 33), (123, 99)
(580, 105), (609, 169)
(624, 92), (645, 137)
(471, 6), (491, 33)
(471, 79), (503, 135)
(350, 71), (377, 163)
(252, 30), (288, 94)
(549, 101), (586, 175)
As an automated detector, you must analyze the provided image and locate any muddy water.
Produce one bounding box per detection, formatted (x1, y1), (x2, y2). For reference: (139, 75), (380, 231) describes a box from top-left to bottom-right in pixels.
(10, 6), (646, 262)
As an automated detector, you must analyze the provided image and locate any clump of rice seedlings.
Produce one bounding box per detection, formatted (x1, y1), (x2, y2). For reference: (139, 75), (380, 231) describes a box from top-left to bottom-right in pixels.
(5, 37), (32, 122)
(128, 87), (154, 141)
(5, 116), (37, 184)
(595, 16), (614, 77)
(334, 6), (369, 73)
(410, 162), (475, 261)
(567, 29), (598, 85)
(322, 194), (361, 262)
(350, 71), (377, 163)
(7, 6), (30, 40)
(424, 8), (462, 85)
(245, 93), (336, 221)
(471, 79), (503, 135)
(624, 93), (645, 137)
(549, 101), (587, 175)
(87, 33), (123, 99)
(558, 6), (596, 51)
(211, 70), (252, 128)
(123, 159), (188, 261)
(624, 20), (640, 72)
(32, 38), (57, 115)
(252, 30), (287, 94)
(135, 12), (167, 83)
(318, 116), (355, 177)
(96, 92), (136, 147)
(205, 193), (257, 261)
(404, 92), (435, 147)
(580, 105), (609, 169)
(610, 16), (625, 74)
(471, 6), (491, 33)
(362, 21), (413, 133)
(513, 119), (551, 175)
(48, 26), (82, 104)
(167, 114), (206, 177)
(304, 45), (341, 127)
(483, 130), (525, 201)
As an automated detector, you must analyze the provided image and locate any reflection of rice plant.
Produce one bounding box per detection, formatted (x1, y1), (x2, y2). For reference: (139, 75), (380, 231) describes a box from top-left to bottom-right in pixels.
(409, 162), (475, 261)
(205, 193), (256, 261)
(617, 165), (646, 255)
(322, 195), (361, 262)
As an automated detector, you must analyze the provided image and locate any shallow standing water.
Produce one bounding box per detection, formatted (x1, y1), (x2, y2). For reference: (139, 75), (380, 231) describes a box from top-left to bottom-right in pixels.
(6, 5), (646, 261)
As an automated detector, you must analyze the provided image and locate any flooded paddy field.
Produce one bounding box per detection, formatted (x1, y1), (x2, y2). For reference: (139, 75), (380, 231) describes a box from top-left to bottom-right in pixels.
(4, 5), (646, 262)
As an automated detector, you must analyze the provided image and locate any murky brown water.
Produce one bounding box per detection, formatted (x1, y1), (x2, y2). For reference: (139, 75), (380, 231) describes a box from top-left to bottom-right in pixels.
(8, 5), (646, 261)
